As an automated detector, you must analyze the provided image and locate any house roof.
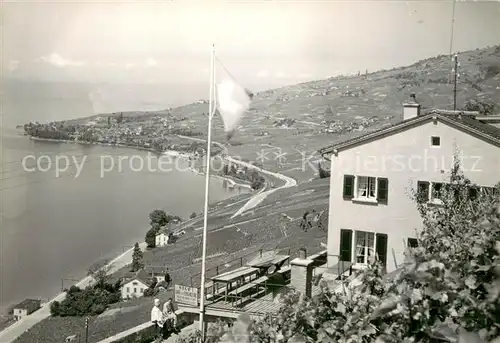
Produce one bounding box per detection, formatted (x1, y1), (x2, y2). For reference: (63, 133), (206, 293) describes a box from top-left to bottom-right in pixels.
(147, 266), (167, 275)
(123, 270), (155, 287)
(155, 223), (176, 236)
(13, 299), (41, 310)
(319, 111), (500, 155)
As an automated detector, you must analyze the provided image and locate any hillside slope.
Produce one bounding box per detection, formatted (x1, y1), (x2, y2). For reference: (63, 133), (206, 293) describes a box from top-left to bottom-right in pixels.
(165, 45), (500, 182)
(58, 45), (500, 184)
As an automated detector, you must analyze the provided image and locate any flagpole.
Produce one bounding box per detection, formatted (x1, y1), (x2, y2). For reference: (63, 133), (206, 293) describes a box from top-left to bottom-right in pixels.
(199, 43), (215, 341)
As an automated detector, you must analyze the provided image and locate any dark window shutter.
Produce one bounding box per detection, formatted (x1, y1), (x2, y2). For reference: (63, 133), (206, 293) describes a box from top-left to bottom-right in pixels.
(407, 238), (418, 248)
(339, 229), (353, 262)
(377, 178), (388, 203)
(343, 175), (355, 198)
(469, 186), (479, 200)
(375, 233), (388, 267)
(417, 181), (430, 202)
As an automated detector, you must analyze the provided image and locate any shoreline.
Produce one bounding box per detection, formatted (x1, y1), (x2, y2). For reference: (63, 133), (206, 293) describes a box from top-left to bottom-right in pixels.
(187, 165), (253, 190)
(28, 135), (252, 190)
(1, 134), (296, 341)
(0, 241), (145, 339)
(0, 134), (252, 333)
(28, 136), (192, 158)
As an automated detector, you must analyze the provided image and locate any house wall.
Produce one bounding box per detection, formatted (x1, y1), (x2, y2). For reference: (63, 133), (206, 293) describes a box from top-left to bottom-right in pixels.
(155, 233), (169, 247)
(121, 280), (148, 299)
(327, 119), (500, 272)
(13, 308), (27, 320)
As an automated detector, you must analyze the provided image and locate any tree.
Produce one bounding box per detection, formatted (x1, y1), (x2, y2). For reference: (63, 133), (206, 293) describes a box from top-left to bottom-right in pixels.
(87, 261), (111, 288)
(251, 176), (266, 190)
(149, 210), (168, 230)
(318, 163), (330, 179)
(145, 227), (157, 249)
(50, 301), (61, 316)
(190, 212), (197, 219)
(149, 210), (182, 231)
(179, 161), (500, 343)
(463, 99), (497, 116)
(131, 242), (144, 272)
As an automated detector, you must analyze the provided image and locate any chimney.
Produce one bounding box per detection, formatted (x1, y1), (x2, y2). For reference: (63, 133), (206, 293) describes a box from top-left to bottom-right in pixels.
(403, 93), (421, 121)
(290, 248), (313, 298)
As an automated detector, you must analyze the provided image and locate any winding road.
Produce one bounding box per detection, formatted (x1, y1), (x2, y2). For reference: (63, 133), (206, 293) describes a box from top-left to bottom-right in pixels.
(225, 156), (296, 218)
(176, 135), (297, 218)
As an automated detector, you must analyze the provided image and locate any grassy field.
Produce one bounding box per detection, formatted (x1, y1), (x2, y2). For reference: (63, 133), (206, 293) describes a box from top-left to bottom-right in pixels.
(13, 45), (500, 343)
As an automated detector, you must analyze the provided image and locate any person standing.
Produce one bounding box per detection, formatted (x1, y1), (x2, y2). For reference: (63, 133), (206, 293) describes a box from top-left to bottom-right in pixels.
(164, 269), (171, 289)
(162, 298), (178, 338)
(150, 299), (163, 341)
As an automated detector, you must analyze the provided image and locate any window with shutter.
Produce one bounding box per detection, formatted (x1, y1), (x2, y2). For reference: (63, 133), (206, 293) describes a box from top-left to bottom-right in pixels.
(375, 233), (388, 267)
(339, 229), (353, 262)
(417, 181), (430, 202)
(377, 178), (388, 203)
(343, 175), (355, 198)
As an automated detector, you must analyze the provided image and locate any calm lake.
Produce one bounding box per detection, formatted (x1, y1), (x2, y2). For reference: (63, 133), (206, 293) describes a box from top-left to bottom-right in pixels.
(0, 128), (247, 314)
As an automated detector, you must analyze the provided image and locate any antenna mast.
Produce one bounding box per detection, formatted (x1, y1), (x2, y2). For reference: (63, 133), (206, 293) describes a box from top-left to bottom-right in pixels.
(452, 54), (460, 111)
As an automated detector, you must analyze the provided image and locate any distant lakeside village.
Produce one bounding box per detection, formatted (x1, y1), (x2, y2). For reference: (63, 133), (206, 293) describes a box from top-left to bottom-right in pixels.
(2, 45), (500, 343)
(21, 112), (271, 190)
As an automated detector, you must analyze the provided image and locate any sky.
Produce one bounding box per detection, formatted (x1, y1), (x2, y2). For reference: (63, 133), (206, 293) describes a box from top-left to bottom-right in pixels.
(2, 0), (500, 88)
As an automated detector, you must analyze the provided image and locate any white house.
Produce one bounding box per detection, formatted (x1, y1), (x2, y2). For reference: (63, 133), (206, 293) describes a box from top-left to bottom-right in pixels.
(319, 99), (500, 273)
(12, 299), (41, 321)
(121, 270), (154, 299)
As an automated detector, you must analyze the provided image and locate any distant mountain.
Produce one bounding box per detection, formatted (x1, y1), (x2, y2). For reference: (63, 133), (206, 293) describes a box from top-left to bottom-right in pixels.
(126, 44), (500, 124)
(6, 45), (500, 130)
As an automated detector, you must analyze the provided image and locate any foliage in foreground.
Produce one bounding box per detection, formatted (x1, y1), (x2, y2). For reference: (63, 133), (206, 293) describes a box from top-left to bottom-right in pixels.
(178, 166), (500, 343)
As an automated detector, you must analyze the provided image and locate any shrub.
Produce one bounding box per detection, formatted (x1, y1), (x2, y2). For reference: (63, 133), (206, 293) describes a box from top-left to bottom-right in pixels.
(50, 280), (122, 317)
(49, 302), (60, 316)
(250, 176), (265, 190)
(145, 228), (156, 249)
(318, 163), (330, 179)
(463, 99), (497, 115)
